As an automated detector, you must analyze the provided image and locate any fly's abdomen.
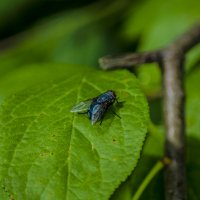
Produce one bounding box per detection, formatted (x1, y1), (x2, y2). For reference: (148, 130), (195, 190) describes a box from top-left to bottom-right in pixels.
(88, 102), (105, 124)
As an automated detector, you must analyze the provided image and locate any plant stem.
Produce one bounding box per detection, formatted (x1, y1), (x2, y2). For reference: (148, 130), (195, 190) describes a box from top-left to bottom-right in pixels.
(132, 160), (164, 200)
(162, 48), (186, 200)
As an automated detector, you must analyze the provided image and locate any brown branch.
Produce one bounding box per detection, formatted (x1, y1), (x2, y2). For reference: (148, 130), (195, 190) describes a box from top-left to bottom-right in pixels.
(99, 51), (161, 70)
(162, 48), (186, 200)
(99, 23), (200, 200)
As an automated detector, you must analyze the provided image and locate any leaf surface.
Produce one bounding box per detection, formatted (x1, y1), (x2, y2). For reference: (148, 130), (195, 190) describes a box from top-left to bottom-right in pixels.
(110, 122), (164, 200)
(0, 68), (149, 200)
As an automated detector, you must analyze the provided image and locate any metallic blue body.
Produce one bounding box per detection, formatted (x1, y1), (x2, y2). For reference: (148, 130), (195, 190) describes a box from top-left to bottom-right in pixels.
(96, 90), (116, 104)
(71, 90), (117, 125)
(88, 90), (116, 124)
(88, 103), (106, 124)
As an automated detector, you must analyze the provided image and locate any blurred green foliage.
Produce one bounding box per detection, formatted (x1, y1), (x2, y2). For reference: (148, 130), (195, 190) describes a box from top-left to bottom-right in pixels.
(0, 0), (200, 199)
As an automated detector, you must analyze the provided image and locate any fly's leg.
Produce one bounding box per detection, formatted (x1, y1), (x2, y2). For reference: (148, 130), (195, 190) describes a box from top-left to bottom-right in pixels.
(116, 97), (119, 103)
(111, 109), (121, 119)
(100, 116), (105, 125)
(100, 109), (120, 125)
(99, 113), (106, 125)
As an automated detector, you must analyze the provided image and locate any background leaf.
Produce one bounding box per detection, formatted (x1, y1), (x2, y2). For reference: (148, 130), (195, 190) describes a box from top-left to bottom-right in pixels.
(0, 1), (128, 103)
(186, 67), (200, 199)
(0, 67), (149, 200)
(121, 0), (200, 96)
(123, 0), (200, 51)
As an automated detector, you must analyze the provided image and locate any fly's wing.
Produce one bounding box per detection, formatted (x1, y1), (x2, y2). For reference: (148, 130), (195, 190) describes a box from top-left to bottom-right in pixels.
(90, 104), (106, 125)
(70, 99), (93, 113)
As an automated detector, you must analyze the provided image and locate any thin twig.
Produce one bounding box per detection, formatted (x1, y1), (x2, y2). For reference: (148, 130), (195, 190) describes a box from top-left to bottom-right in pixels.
(99, 51), (161, 70)
(99, 23), (200, 200)
(132, 157), (172, 200)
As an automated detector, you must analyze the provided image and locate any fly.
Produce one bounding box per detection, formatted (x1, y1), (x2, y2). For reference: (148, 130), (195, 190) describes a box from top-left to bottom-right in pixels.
(70, 90), (120, 125)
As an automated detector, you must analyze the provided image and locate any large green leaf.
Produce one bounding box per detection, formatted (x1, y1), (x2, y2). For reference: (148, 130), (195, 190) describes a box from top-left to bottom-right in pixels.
(0, 67), (149, 200)
(0, 63), (90, 104)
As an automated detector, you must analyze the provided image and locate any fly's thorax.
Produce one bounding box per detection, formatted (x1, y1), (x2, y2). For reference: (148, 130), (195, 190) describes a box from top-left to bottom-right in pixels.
(96, 90), (116, 104)
(107, 90), (116, 98)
